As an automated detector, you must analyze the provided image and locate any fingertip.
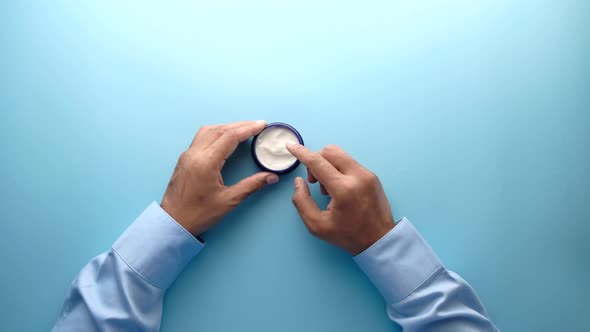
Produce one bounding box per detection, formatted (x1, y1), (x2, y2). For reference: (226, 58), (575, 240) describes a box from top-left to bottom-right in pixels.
(228, 172), (276, 201)
(286, 142), (301, 152)
(249, 120), (267, 136)
(294, 177), (304, 188)
(291, 178), (321, 225)
(266, 174), (279, 185)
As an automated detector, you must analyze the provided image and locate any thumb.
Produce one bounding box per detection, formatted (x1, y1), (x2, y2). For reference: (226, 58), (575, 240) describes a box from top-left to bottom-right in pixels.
(226, 172), (279, 202)
(292, 177), (322, 229)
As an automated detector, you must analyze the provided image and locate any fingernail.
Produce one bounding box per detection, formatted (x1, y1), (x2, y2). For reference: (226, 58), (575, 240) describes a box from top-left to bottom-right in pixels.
(294, 177), (304, 188)
(266, 174), (279, 185)
(286, 142), (300, 148)
(255, 120), (266, 125)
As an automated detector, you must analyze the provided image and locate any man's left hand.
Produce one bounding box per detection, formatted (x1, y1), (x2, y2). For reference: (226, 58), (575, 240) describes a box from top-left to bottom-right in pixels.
(161, 120), (279, 236)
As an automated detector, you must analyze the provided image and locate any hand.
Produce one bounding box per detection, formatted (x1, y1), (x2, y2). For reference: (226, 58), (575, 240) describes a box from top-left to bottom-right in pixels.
(161, 121), (279, 236)
(286, 144), (395, 255)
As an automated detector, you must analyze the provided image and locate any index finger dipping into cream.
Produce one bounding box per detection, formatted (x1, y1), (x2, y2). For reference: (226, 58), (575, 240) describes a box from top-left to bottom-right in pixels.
(251, 122), (304, 174)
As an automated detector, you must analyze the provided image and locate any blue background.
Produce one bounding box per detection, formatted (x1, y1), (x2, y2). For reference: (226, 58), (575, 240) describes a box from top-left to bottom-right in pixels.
(1, 1), (589, 331)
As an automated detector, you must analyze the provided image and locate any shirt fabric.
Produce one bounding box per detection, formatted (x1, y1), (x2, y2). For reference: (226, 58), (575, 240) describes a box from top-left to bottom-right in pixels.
(52, 202), (498, 331)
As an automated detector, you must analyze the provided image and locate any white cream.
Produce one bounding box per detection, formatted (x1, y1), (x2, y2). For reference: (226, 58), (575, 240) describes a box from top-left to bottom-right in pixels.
(255, 126), (299, 171)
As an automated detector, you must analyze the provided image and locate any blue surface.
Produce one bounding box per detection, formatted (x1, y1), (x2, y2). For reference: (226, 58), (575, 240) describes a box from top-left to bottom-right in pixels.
(1, 1), (589, 331)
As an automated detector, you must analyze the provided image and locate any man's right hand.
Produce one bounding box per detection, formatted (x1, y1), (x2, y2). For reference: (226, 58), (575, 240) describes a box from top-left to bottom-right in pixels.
(286, 144), (396, 256)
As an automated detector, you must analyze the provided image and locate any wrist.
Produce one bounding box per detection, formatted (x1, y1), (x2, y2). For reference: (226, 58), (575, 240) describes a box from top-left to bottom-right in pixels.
(160, 200), (198, 236)
(352, 218), (395, 256)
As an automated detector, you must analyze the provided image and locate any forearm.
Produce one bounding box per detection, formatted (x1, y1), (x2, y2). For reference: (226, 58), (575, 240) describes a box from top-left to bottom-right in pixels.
(53, 203), (204, 332)
(355, 218), (498, 332)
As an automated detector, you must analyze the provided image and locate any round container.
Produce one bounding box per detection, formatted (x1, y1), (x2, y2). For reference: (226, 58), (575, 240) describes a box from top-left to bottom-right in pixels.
(251, 122), (304, 174)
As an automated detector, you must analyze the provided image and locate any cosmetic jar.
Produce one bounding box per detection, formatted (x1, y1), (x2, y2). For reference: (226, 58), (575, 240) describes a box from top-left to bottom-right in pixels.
(251, 122), (304, 174)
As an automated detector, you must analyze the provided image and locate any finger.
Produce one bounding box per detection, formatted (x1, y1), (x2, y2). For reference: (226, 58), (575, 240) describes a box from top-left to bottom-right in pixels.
(292, 177), (323, 231)
(190, 125), (223, 149)
(307, 168), (328, 195)
(191, 121), (266, 150)
(307, 168), (327, 195)
(223, 120), (266, 131)
(286, 143), (341, 189)
(226, 172), (279, 202)
(307, 168), (318, 183)
(208, 121), (267, 161)
(319, 144), (360, 174)
(320, 184), (328, 196)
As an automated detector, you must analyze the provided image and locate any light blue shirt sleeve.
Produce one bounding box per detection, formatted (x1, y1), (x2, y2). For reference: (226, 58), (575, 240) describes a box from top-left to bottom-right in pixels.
(52, 202), (204, 332)
(354, 218), (499, 332)
(54, 205), (496, 331)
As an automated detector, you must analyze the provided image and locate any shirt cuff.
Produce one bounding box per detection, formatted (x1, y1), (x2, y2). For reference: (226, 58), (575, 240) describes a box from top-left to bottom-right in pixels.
(353, 218), (443, 304)
(113, 202), (205, 289)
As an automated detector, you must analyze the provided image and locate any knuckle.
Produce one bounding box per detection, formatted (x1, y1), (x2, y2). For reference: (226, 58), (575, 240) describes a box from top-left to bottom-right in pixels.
(363, 171), (380, 186)
(225, 130), (240, 142)
(201, 125), (220, 133)
(308, 153), (323, 166)
(200, 126), (223, 138)
(341, 180), (357, 192)
(192, 158), (211, 172)
(292, 193), (306, 208)
(176, 151), (213, 174)
(212, 127), (224, 136)
(176, 150), (195, 167)
(229, 193), (245, 206)
(178, 150), (191, 164)
(199, 125), (213, 133)
(324, 144), (339, 152)
(344, 170), (377, 190)
(334, 181), (356, 200)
